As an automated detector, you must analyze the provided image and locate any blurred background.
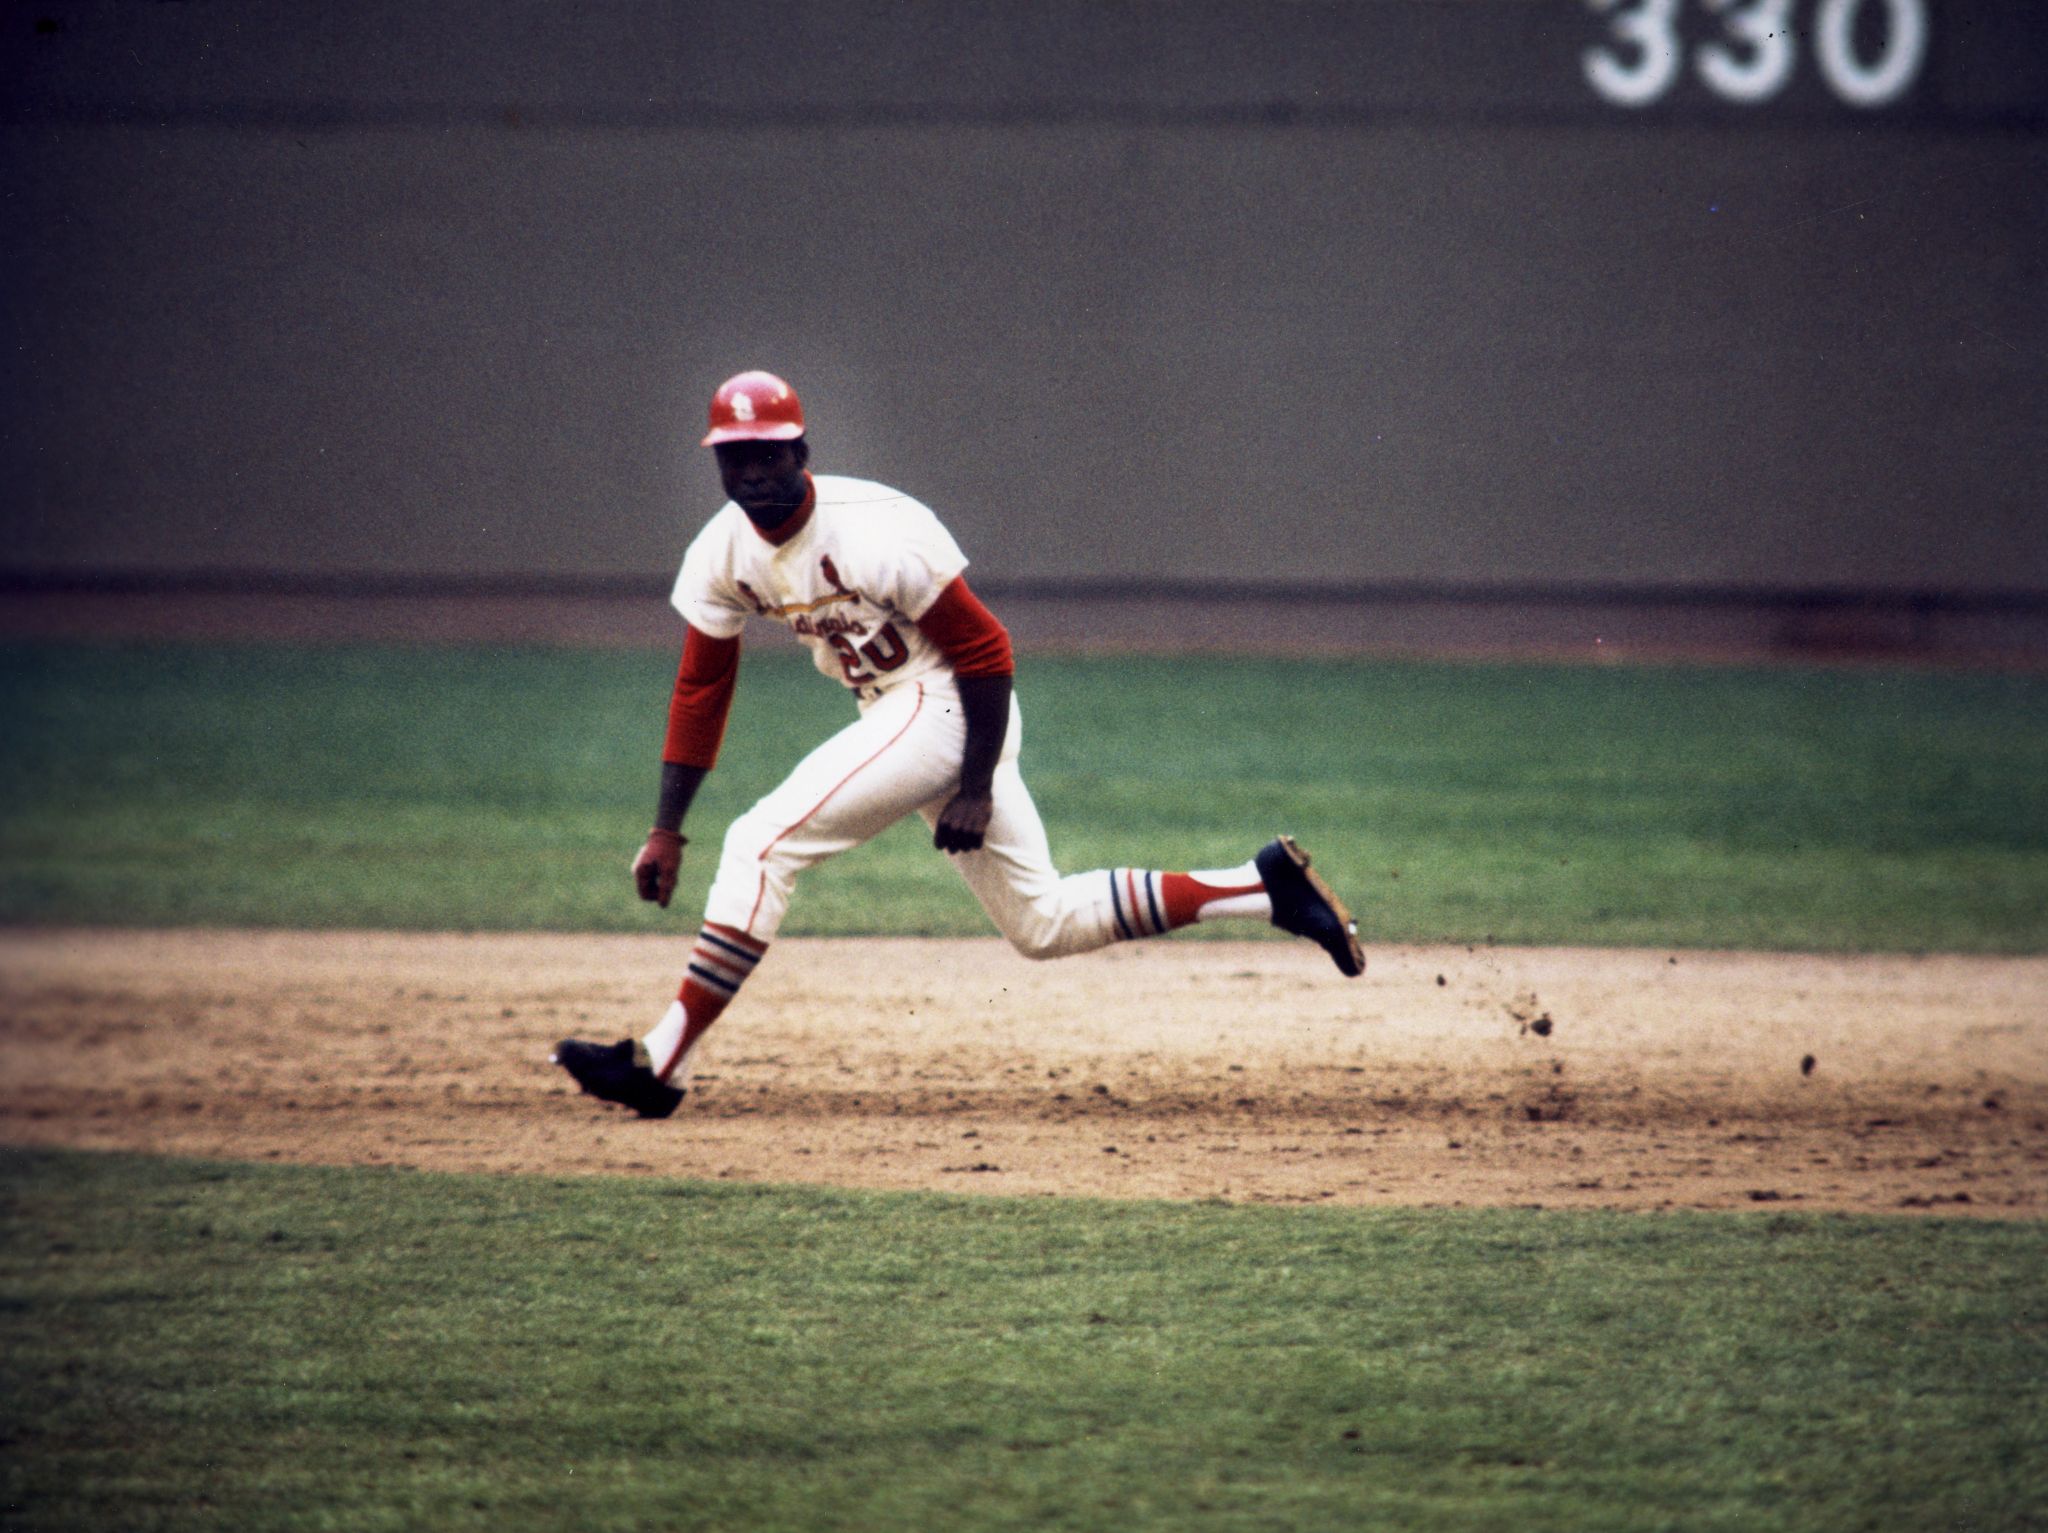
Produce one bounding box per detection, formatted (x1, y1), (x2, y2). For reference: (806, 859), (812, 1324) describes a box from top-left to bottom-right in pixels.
(3, 0), (2043, 656)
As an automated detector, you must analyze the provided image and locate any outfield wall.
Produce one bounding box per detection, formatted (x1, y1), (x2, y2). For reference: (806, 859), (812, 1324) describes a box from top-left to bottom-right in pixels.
(3, 1), (2043, 603)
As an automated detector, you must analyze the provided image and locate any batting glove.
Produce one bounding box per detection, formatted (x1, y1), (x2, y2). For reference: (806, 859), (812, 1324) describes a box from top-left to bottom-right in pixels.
(631, 827), (687, 908)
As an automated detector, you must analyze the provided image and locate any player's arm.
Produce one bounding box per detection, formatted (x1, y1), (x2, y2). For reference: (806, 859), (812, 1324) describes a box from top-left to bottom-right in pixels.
(934, 673), (1010, 853)
(916, 576), (1014, 854)
(632, 624), (741, 906)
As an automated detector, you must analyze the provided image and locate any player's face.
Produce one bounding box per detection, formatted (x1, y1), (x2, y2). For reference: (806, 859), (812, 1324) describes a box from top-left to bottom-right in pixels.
(715, 438), (810, 528)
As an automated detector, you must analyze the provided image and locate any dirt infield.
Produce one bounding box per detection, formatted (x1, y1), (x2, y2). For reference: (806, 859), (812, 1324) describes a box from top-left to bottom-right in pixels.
(2, 928), (2041, 1215)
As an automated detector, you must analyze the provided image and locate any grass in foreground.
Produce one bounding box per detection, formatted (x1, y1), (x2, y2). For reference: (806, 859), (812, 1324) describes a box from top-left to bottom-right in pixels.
(3, 1148), (2045, 1532)
(0, 642), (2043, 950)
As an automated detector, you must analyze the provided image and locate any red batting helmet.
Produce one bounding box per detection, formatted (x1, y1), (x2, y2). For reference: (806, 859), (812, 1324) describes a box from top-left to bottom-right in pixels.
(702, 370), (805, 446)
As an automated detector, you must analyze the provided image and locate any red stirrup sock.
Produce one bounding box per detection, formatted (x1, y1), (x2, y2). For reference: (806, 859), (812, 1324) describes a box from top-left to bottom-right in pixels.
(1109, 862), (1270, 939)
(642, 922), (767, 1084)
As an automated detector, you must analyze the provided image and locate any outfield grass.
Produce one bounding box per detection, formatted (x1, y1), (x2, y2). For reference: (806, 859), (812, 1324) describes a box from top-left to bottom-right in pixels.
(1, 641), (2042, 951)
(3, 1148), (2044, 1533)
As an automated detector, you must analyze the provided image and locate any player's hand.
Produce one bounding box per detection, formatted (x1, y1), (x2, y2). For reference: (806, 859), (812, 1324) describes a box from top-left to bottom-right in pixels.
(932, 791), (994, 855)
(631, 827), (687, 907)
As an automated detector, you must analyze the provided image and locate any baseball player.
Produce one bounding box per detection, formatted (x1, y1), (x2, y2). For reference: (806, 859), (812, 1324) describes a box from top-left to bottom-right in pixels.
(553, 370), (1364, 1118)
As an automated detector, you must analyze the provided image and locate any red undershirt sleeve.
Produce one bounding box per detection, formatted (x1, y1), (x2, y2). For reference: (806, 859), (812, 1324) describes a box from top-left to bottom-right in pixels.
(915, 576), (1014, 679)
(661, 625), (741, 768)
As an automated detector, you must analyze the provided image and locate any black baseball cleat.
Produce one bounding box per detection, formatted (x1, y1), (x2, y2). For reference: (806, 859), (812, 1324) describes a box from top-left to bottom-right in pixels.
(1256, 836), (1366, 978)
(551, 1038), (684, 1119)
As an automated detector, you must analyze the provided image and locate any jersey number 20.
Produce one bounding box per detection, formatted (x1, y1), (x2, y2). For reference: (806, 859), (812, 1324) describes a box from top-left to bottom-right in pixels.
(829, 623), (909, 685)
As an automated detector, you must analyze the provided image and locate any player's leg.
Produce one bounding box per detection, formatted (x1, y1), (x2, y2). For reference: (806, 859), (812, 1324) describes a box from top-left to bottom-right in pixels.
(929, 750), (1363, 975)
(558, 682), (964, 1115)
(704, 680), (961, 943)
(927, 760), (1270, 958)
(919, 755), (1120, 958)
(655, 681), (967, 1082)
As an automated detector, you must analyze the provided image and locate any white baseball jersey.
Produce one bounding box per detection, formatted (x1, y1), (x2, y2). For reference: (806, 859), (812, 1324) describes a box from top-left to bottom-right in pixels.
(671, 474), (969, 698)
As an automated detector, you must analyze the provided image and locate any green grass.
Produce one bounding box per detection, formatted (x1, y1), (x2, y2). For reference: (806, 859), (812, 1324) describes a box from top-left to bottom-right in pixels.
(1, 642), (2043, 951)
(4, 1147), (2044, 1533)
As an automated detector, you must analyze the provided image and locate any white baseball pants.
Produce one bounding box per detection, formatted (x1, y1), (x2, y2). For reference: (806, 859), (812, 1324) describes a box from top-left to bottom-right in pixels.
(702, 676), (1127, 957)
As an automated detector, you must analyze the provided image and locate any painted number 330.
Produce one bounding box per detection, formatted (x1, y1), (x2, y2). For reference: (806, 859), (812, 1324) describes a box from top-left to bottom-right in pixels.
(1585, 0), (1928, 109)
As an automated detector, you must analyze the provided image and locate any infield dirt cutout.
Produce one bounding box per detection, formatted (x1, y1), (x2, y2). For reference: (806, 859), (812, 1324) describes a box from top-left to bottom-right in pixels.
(1, 929), (2042, 1216)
